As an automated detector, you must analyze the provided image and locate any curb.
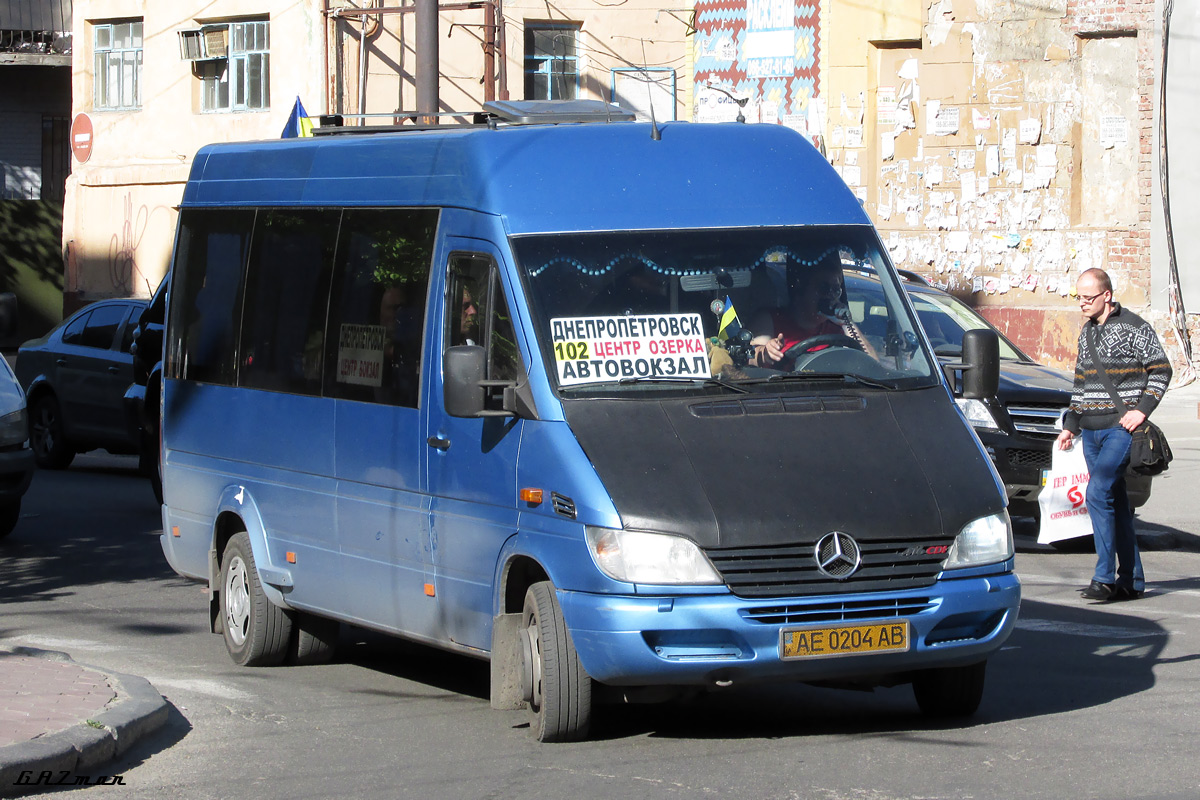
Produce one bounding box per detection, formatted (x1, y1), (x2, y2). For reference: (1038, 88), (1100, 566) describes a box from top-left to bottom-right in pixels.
(0, 648), (169, 796)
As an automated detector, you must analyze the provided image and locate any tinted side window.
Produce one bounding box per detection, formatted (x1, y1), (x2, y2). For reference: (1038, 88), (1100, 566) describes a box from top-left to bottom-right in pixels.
(60, 311), (91, 346)
(167, 210), (254, 385)
(239, 210), (340, 395)
(325, 209), (437, 408)
(81, 304), (129, 350)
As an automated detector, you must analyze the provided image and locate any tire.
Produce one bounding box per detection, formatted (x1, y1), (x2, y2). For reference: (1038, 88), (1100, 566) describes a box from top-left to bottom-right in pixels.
(29, 395), (75, 470)
(219, 531), (294, 666)
(288, 612), (339, 666)
(139, 434), (163, 505)
(913, 660), (987, 718)
(522, 581), (592, 742)
(0, 500), (19, 540)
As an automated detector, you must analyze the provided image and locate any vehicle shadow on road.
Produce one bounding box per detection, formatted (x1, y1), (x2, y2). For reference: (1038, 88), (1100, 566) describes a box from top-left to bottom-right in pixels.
(0, 454), (187, 609)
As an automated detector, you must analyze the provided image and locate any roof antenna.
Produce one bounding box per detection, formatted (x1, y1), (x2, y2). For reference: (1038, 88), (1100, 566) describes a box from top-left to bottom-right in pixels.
(639, 39), (661, 141)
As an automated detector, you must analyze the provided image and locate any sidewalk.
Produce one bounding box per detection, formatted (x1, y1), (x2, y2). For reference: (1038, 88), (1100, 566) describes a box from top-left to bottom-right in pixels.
(0, 646), (167, 795)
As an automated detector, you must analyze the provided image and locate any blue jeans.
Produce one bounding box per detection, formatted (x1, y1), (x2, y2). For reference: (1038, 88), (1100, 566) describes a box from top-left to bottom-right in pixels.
(1081, 426), (1144, 591)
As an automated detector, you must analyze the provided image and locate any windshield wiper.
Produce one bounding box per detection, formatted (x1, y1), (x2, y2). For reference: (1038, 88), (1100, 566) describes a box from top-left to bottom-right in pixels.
(743, 371), (898, 390)
(614, 375), (750, 393)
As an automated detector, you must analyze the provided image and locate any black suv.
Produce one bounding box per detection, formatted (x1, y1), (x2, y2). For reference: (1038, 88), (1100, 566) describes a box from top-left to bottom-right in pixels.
(124, 277), (167, 502)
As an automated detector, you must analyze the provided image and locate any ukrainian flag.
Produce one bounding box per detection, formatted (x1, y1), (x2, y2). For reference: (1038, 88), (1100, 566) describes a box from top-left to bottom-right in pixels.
(717, 295), (741, 341)
(281, 97), (314, 138)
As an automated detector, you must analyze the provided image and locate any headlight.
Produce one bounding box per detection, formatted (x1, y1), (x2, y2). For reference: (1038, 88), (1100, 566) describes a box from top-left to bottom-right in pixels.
(585, 527), (723, 585)
(944, 511), (1013, 570)
(955, 398), (1003, 432)
(0, 408), (27, 448)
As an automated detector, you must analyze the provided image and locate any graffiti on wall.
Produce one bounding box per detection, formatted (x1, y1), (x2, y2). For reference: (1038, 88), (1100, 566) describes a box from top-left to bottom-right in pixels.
(693, 0), (820, 139)
(106, 192), (173, 296)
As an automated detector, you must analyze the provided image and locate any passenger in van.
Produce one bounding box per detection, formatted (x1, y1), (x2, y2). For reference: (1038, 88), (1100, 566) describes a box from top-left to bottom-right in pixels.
(748, 255), (877, 368)
(378, 283), (422, 405)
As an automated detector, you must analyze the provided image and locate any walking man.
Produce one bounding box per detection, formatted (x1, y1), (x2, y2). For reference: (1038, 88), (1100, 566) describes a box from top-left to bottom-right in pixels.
(1055, 268), (1172, 602)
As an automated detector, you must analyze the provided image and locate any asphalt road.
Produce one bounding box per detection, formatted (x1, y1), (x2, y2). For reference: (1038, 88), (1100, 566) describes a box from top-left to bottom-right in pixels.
(3, 451), (1200, 800)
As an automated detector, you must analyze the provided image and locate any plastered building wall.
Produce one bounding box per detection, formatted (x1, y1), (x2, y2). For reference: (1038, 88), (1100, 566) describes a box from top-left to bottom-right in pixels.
(817, 0), (1159, 371)
(65, 0), (325, 310)
(332, 0), (692, 124)
(66, 1), (693, 312)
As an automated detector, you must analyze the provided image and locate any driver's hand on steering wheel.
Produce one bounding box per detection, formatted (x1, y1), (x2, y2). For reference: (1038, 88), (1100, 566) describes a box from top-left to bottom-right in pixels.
(756, 333), (786, 366)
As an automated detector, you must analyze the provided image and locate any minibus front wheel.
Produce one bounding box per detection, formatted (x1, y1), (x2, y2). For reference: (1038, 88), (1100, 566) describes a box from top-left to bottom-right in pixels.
(219, 531), (294, 667)
(521, 581), (592, 742)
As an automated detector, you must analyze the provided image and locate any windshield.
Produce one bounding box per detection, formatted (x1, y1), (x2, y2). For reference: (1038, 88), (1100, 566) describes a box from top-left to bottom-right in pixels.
(907, 290), (1024, 361)
(511, 227), (940, 395)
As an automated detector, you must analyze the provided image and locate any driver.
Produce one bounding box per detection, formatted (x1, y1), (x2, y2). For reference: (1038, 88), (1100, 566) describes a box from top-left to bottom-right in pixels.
(748, 256), (874, 368)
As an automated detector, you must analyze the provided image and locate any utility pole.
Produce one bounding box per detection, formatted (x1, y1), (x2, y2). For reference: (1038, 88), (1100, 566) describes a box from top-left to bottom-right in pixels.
(416, 0), (439, 122)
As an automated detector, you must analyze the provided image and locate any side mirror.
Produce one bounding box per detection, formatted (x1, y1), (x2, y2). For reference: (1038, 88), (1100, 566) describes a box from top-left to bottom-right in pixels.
(961, 329), (999, 400)
(0, 293), (16, 339)
(443, 345), (486, 418)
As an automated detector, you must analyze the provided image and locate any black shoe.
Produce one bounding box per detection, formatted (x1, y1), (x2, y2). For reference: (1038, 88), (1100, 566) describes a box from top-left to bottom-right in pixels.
(1080, 580), (1117, 601)
(1113, 585), (1144, 602)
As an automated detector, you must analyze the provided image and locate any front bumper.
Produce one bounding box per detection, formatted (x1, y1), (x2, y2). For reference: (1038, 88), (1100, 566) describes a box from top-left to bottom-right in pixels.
(558, 570), (1020, 687)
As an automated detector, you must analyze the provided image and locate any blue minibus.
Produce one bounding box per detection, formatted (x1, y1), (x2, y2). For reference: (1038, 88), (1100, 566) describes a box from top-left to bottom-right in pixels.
(159, 101), (1020, 741)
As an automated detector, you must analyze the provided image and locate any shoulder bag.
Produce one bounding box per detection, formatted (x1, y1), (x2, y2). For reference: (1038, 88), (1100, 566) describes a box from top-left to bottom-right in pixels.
(1086, 325), (1173, 476)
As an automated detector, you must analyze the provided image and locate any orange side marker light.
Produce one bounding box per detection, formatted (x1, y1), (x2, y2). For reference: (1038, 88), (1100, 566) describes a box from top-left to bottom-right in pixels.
(520, 488), (544, 505)
(424, 583), (436, 597)
(286, 552), (297, 564)
(171, 526), (180, 538)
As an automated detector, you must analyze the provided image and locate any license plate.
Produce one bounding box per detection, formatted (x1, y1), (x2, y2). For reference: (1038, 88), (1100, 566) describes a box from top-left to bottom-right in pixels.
(780, 620), (910, 660)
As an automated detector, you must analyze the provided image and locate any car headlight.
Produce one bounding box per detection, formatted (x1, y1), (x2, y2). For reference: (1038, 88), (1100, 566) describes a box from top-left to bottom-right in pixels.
(0, 408), (27, 448)
(955, 398), (1003, 432)
(944, 511), (1013, 570)
(585, 527), (724, 585)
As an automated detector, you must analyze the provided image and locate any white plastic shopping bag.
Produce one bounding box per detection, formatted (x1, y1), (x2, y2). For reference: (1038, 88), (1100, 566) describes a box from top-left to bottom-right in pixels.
(1036, 443), (1093, 545)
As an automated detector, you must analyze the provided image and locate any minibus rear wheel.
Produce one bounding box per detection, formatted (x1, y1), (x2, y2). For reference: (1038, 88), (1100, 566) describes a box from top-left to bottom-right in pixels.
(912, 660), (987, 717)
(522, 581), (592, 742)
(219, 531), (294, 667)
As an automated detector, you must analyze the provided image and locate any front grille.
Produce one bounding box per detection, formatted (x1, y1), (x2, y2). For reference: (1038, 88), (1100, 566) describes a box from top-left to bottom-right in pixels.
(1007, 447), (1051, 470)
(1007, 403), (1065, 439)
(741, 596), (936, 625)
(704, 536), (952, 598)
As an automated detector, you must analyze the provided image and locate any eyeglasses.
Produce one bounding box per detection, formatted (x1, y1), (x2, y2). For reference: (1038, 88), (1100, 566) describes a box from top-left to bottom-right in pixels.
(1078, 291), (1107, 304)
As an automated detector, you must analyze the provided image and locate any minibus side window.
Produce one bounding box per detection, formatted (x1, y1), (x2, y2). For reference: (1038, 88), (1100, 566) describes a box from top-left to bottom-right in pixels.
(446, 254), (519, 391)
(238, 209), (340, 396)
(167, 209), (255, 385)
(324, 208), (437, 408)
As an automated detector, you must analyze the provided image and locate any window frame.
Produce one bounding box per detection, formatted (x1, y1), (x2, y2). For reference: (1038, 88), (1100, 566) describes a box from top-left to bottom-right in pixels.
(199, 19), (270, 113)
(523, 22), (581, 101)
(93, 20), (144, 112)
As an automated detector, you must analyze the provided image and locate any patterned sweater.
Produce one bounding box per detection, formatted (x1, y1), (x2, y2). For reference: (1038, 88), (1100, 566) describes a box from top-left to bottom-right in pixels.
(1062, 303), (1173, 433)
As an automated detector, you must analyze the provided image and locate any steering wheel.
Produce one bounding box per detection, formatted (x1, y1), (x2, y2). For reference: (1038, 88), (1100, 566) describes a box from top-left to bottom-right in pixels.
(781, 333), (864, 362)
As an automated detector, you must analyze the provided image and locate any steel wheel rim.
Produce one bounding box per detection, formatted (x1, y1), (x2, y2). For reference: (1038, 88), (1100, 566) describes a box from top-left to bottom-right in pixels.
(523, 610), (544, 711)
(224, 555), (251, 646)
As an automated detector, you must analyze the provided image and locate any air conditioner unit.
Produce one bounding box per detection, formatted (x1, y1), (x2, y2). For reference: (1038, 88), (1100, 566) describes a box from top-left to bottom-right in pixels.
(178, 26), (228, 61)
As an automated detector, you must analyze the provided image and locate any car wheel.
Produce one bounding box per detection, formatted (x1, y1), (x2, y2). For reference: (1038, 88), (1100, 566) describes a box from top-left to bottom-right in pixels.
(0, 500), (20, 540)
(521, 581), (592, 742)
(29, 395), (75, 470)
(288, 613), (340, 666)
(913, 660), (987, 718)
(219, 531), (294, 666)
